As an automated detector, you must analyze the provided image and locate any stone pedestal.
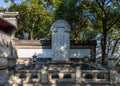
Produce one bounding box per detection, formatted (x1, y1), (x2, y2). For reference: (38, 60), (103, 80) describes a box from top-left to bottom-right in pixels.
(51, 19), (71, 61)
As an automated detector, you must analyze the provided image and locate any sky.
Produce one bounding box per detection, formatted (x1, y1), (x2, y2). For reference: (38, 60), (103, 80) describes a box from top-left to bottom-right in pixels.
(0, 0), (11, 7)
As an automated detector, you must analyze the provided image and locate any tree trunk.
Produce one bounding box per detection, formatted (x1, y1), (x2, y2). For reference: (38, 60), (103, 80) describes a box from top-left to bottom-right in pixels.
(101, 19), (107, 66)
(30, 28), (33, 40)
(106, 37), (111, 57)
(101, 34), (107, 65)
(29, 23), (35, 40)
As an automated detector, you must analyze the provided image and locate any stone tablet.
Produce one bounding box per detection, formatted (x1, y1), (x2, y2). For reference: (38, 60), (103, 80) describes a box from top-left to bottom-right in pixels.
(51, 19), (71, 61)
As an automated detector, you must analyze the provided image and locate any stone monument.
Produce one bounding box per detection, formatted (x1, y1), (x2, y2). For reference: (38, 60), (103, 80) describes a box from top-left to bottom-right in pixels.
(51, 19), (71, 61)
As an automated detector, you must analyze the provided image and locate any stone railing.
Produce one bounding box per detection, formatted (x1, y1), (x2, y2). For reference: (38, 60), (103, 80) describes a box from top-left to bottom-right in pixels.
(48, 70), (75, 84)
(81, 70), (109, 83)
(9, 70), (41, 85)
(9, 68), (118, 85)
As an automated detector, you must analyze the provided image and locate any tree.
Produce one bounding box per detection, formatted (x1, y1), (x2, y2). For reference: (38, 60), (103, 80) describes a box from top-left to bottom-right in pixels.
(6, 0), (120, 65)
(27, 0), (52, 40)
(84, 0), (120, 65)
(52, 0), (96, 41)
(8, 0), (52, 40)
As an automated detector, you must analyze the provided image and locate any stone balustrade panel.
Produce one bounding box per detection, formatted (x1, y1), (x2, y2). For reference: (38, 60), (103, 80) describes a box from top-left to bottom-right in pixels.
(9, 70), (41, 85)
(81, 70), (109, 83)
(48, 71), (75, 84)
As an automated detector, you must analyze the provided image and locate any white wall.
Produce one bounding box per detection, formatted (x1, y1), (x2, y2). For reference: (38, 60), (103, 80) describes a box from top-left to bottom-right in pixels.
(17, 48), (90, 58)
(17, 49), (52, 58)
(70, 49), (90, 58)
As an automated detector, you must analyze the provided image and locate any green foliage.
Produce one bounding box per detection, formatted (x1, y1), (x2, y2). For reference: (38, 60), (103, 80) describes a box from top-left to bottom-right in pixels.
(8, 0), (53, 40)
(53, 0), (94, 41)
(4, 0), (15, 3)
(4, 0), (8, 3)
(6, 0), (120, 65)
(52, 0), (120, 65)
(85, 0), (120, 65)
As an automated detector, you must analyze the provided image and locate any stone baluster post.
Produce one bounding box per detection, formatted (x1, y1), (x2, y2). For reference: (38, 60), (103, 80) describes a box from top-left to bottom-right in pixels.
(110, 69), (118, 84)
(41, 66), (48, 84)
(75, 66), (81, 83)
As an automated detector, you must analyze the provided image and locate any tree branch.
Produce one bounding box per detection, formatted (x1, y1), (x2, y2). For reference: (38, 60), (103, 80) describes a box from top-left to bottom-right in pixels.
(107, 16), (120, 30)
(105, 0), (111, 7)
(111, 37), (120, 55)
(96, 0), (107, 20)
(96, 0), (102, 8)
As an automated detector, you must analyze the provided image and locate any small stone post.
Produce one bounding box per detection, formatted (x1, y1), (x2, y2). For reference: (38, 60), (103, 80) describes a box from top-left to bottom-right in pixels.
(110, 69), (118, 84)
(109, 62), (118, 84)
(75, 66), (81, 83)
(41, 66), (48, 84)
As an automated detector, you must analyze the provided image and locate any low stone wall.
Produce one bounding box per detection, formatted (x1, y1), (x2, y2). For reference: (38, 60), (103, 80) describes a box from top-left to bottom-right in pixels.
(8, 68), (117, 85)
